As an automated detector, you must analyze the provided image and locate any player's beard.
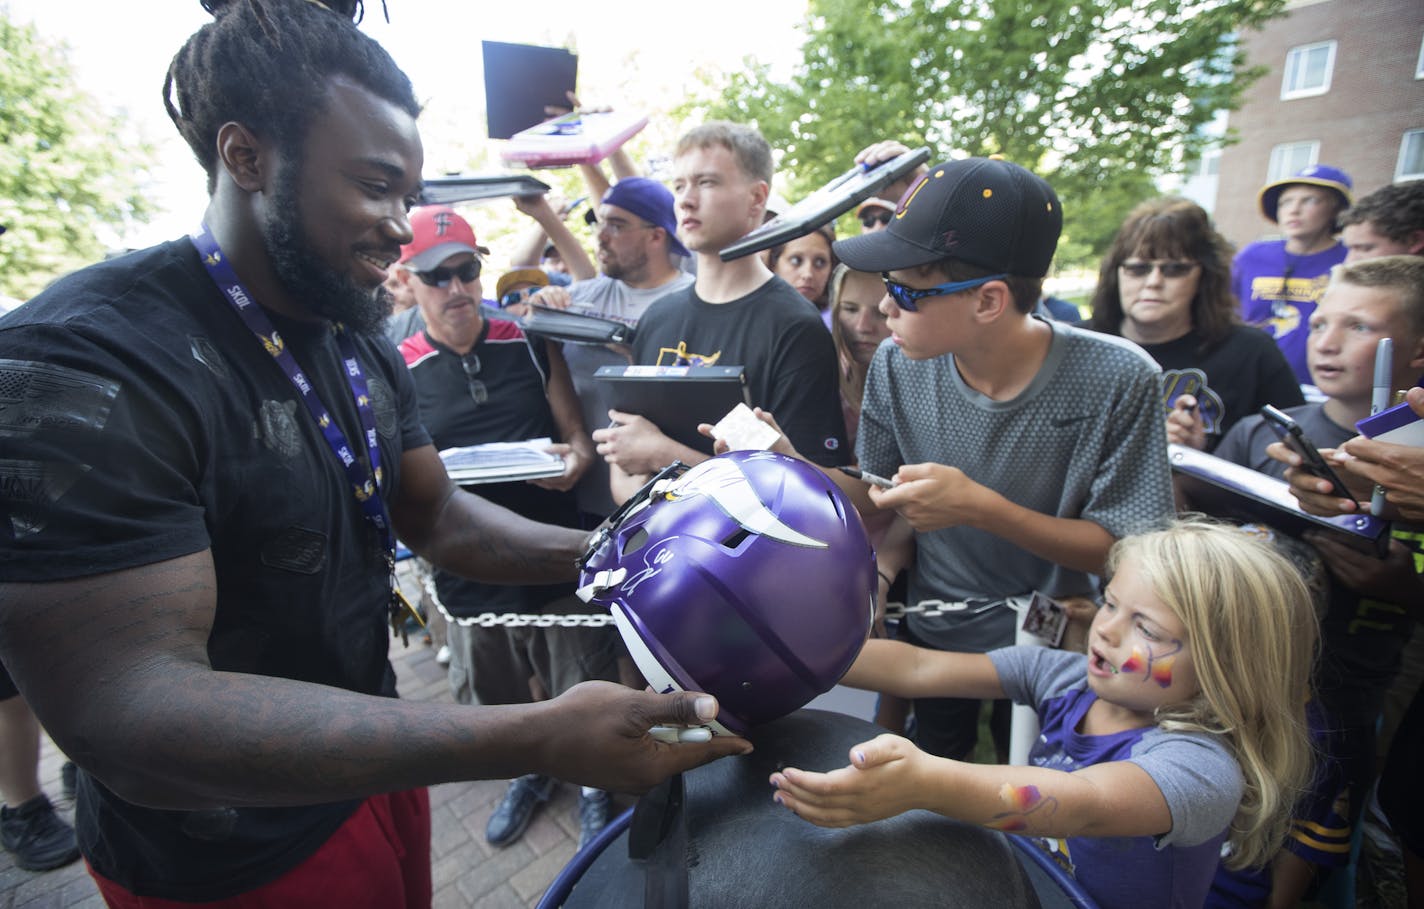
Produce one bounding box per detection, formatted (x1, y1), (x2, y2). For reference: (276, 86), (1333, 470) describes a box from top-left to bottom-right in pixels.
(260, 163), (392, 336)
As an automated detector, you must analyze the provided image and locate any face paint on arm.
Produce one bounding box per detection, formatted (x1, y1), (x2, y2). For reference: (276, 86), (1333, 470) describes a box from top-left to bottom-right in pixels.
(985, 783), (1059, 832)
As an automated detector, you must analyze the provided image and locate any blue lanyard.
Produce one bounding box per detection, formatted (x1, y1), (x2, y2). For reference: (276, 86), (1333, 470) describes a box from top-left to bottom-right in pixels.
(189, 225), (393, 557)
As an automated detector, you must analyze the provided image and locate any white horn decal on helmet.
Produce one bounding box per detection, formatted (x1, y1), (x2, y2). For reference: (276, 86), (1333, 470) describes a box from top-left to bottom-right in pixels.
(665, 457), (828, 549)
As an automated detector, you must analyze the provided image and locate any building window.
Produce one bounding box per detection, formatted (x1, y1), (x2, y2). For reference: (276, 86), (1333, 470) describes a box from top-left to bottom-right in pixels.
(1281, 41), (1336, 99)
(1399, 130), (1424, 180)
(1416, 34), (1423, 79)
(1268, 141), (1320, 181)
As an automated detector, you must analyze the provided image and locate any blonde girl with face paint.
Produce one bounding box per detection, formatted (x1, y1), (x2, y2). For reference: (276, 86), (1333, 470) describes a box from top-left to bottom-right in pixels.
(770, 519), (1317, 909)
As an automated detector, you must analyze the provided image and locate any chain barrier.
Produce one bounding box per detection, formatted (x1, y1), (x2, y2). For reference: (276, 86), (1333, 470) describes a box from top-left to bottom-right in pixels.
(418, 572), (617, 629)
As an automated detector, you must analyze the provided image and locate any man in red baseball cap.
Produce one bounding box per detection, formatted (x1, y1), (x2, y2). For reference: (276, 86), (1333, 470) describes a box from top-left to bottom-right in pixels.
(385, 205), (491, 344)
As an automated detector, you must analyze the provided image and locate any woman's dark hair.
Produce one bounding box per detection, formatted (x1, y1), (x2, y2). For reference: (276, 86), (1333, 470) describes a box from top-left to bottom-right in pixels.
(1089, 197), (1239, 349)
(166, 0), (419, 193)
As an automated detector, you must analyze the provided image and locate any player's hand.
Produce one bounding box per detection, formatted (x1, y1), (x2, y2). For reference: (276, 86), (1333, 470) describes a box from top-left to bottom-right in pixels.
(593, 409), (673, 476)
(1304, 534), (1422, 602)
(769, 733), (926, 827)
(868, 462), (987, 532)
(1165, 394), (1206, 450)
(530, 682), (751, 794)
(1265, 440), (1363, 516)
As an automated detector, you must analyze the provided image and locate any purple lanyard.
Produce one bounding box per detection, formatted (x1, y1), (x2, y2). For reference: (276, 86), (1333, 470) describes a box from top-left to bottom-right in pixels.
(190, 225), (393, 557)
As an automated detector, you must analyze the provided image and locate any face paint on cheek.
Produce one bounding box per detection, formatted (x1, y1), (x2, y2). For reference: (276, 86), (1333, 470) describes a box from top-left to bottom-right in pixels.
(1151, 653), (1177, 688)
(1121, 641), (1184, 688)
(1120, 649), (1145, 676)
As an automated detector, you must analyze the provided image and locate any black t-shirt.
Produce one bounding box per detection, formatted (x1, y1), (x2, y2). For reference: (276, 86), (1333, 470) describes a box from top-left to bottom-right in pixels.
(399, 321), (577, 614)
(0, 239), (430, 899)
(630, 275), (848, 466)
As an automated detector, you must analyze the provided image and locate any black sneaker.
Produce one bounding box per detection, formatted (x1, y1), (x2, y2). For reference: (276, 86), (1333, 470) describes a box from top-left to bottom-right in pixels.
(577, 789), (611, 852)
(0, 794), (80, 872)
(60, 762), (77, 801)
(485, 774), (553, 847)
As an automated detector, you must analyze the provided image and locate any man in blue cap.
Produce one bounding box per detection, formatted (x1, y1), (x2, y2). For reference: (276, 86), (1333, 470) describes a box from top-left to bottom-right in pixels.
(535, 177), (696, 523)
(1232, 163), (1354, 385)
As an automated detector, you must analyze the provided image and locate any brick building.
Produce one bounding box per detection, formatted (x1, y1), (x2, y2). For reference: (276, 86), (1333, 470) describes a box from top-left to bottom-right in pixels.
(1211, 0), (1424, 248)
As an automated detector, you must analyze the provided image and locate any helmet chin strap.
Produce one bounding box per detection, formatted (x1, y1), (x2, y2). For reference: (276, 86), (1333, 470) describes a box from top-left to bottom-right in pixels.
(575, 567), (626, 603)
(611, 604), (732, 738)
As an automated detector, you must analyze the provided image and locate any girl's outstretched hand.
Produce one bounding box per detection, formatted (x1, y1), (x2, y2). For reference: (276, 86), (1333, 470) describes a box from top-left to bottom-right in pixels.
(769, 733), (927, 828)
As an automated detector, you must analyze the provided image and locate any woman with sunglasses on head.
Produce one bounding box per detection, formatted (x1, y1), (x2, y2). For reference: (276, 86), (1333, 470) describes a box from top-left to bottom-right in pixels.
(1088, 197), (1304, 451)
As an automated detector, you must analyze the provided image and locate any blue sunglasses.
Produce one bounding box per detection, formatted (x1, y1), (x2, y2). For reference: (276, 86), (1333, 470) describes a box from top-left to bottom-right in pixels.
(880, 272), (1007, 312)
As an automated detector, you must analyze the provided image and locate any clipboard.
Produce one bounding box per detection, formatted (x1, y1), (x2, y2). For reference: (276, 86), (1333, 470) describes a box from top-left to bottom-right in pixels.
(418, 174), (551, 206)
(519, 303), (634, 346)
(1169, 444), (1389, 556)
(594, 365), (752, 456)
(500, 110), (649, 169)
(482, 41), (578, 140)
(719, 147), (932, 261)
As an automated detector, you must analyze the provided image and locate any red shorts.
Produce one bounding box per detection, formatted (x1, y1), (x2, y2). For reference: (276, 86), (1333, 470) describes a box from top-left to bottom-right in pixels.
(90, 788), (431, 908)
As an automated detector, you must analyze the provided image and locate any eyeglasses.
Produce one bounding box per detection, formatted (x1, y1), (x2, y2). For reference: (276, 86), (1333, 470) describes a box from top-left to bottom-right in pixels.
(860, 211), (892, 229)
(880, 272), (1007, 312)
(413, 259), (482, 288)
(460, 355), (488, 406)
(599, 218), (657, 237)
(1118, 261), (1198, 279)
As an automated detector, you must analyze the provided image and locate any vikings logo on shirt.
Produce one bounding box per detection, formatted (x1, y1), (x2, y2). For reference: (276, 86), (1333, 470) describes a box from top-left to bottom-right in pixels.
(653, 340), (720, 368)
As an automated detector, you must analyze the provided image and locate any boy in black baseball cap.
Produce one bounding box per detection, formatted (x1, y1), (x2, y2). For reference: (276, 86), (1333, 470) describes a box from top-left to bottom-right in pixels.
(833, 148), (1174, 763)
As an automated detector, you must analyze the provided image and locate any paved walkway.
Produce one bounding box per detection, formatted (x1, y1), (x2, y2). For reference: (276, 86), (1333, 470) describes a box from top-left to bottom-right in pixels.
(0, 634), (601, 909)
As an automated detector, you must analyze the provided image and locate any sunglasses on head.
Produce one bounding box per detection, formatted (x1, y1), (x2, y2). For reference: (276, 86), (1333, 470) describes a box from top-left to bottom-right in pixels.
(860, 211), (893, 229)
(1119, 261), (1197, 279)
(413, 259), (481, 288)
(880, 272), (1007, 312)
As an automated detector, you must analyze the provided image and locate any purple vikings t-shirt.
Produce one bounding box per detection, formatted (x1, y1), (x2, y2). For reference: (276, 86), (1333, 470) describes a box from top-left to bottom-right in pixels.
(990, 647), (1242, 909)
(1231, 239), (1346, 385)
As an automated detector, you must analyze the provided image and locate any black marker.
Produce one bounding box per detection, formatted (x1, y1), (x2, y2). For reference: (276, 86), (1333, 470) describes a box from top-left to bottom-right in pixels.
(837, 465), (896, 489)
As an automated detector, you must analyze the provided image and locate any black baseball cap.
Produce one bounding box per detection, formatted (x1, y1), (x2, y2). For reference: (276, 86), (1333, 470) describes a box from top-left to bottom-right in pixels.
(834, 158), (1062, 278)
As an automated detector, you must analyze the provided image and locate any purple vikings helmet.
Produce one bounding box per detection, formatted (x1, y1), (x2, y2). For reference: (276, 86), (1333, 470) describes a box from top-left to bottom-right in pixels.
(576, 451), (876, 736)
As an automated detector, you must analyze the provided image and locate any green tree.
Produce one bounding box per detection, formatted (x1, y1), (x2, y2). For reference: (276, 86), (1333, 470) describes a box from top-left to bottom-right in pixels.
(0, 12), (154, 300)
(708, 0), (1284, 267)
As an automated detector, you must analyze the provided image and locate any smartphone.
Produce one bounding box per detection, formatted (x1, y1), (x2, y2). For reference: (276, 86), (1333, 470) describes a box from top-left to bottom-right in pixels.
(1259, 405), (1352, 496)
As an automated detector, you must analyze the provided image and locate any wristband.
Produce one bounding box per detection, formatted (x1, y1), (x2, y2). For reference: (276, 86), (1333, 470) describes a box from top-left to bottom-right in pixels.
(877, 570), (894, 588)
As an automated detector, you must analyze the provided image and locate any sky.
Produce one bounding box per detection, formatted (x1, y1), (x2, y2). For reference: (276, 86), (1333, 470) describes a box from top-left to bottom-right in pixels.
(4, 0), (811, 248)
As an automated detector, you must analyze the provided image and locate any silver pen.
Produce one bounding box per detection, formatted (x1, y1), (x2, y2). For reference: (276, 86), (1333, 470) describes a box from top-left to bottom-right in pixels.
(1370, 338), (1393, 517)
